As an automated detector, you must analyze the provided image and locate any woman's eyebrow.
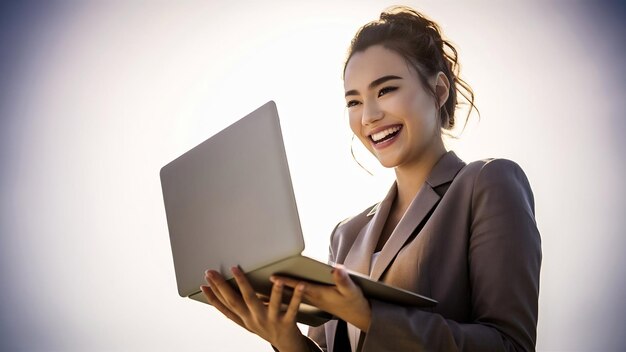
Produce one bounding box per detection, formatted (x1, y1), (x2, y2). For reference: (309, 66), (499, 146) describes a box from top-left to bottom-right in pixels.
(345, 75), (403, 97)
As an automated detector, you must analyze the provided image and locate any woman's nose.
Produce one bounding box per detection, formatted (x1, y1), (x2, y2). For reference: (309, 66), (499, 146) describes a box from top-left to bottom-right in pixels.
(362, 101), (384, 125)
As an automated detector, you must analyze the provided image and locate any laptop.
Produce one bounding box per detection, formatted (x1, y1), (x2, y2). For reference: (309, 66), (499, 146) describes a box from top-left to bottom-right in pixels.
(160, 101), (437, 326)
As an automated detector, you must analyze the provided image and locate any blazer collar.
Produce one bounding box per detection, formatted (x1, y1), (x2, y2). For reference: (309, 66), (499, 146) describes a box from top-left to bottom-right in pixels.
(343, 151), (466, 280)
(425, 150), (466, 189)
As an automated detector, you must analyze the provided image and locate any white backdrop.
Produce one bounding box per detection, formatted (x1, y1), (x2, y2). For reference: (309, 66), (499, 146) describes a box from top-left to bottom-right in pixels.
(1, 1), (624, 351)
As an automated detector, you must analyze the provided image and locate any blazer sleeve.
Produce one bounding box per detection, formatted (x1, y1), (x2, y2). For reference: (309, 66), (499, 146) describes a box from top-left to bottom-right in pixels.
(362, 159), (542, 351)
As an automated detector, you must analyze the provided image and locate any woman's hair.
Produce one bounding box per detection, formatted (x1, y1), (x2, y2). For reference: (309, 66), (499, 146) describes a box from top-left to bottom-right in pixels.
(344, 6), (478, 134)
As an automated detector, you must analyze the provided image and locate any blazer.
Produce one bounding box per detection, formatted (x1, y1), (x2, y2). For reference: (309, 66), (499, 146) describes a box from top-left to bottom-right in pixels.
(305, 151), (542, 351)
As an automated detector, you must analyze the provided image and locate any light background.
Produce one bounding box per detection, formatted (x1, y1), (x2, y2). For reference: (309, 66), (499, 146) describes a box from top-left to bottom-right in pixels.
(1, 1), (624, 351)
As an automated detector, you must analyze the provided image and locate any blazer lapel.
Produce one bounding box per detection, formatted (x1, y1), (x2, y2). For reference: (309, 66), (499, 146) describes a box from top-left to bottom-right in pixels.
(342, 185), (397, 275)
(370, 151), (466, 281)
(370, 184), (440, 281)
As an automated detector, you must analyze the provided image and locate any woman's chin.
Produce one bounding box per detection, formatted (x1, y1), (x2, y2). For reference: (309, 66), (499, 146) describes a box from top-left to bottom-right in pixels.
(375, 156), (400, 169)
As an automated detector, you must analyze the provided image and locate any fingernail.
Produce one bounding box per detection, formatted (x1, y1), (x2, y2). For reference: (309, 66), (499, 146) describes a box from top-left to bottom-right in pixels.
(297, 283), (305, 292)
(274, 280), (283, 288)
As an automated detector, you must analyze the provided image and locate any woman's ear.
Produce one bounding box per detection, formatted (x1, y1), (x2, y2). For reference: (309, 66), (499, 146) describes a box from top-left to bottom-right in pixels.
(434, 72), (450, 108)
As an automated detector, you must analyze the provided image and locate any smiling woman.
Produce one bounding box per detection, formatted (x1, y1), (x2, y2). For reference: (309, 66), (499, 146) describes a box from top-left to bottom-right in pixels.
(2, 0), (625, 350)
(0, 0), (626, 352)
(345, 46), (446, 171)
(202, 5), (541, 352)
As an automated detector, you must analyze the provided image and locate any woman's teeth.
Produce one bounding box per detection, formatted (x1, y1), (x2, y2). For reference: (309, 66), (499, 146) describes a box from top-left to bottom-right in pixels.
(371, 126), (401, 143)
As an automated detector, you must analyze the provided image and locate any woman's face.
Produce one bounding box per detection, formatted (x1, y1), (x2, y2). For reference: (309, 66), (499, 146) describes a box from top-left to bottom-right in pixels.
(344, 45), (444, 169)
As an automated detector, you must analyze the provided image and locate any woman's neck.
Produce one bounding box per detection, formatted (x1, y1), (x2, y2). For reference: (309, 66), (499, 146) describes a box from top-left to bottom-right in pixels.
(393, 145), (446, 212)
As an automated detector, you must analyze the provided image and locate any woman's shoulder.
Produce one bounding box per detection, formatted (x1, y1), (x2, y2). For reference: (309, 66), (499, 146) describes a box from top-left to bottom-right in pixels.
(465, 157), (525, 174)
(334, 203), (376, 231)
(328, 204), (376, 251)
(458, 157), (535, 210)
(334, 157), (533, 235)
(458, 157), (530, 186)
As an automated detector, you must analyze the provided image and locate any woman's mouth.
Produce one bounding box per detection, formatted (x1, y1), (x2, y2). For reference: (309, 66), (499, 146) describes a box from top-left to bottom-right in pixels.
(369, 125), (402, 148)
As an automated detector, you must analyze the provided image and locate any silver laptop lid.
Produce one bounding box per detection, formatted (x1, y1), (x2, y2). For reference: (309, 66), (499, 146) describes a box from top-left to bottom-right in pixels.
(160, 101), (304, 297)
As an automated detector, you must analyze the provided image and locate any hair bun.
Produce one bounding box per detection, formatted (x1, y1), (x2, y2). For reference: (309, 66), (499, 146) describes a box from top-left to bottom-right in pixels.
(379, 6), (442, 40)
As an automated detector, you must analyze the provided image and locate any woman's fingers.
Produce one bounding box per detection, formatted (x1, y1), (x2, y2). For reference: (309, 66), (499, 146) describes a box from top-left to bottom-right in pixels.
(200, 285), (248, 330)
(267, 279), (284, 321)
(205, 270), (247, 315)
(205, 268), (308, 330)
(231, 266), (264, 314)
(271, 275), (331, 307)
(283, 283), (305, 322)
(205, 274), (229, 306)
(272, 269), (360, 302)
(332, 266), (360, 297)
(271, 275), (301, 288)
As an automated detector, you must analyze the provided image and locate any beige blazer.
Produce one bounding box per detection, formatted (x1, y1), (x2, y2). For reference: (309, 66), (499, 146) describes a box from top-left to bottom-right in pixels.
(306, 151), (542, 351)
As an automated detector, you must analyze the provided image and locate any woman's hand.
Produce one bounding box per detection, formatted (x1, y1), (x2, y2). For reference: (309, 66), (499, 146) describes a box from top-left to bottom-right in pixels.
(273, 265), (372, 331)
(201, 267), (308, 352)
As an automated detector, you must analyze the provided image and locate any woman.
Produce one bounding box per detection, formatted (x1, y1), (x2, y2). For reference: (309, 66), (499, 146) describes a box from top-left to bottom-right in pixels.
(201, 6), (541, 351)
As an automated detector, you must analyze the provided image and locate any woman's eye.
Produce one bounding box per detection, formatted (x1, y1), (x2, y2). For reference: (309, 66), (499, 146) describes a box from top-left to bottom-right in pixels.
(378, 86), (398, 97)
(346, 100), (360, 108)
